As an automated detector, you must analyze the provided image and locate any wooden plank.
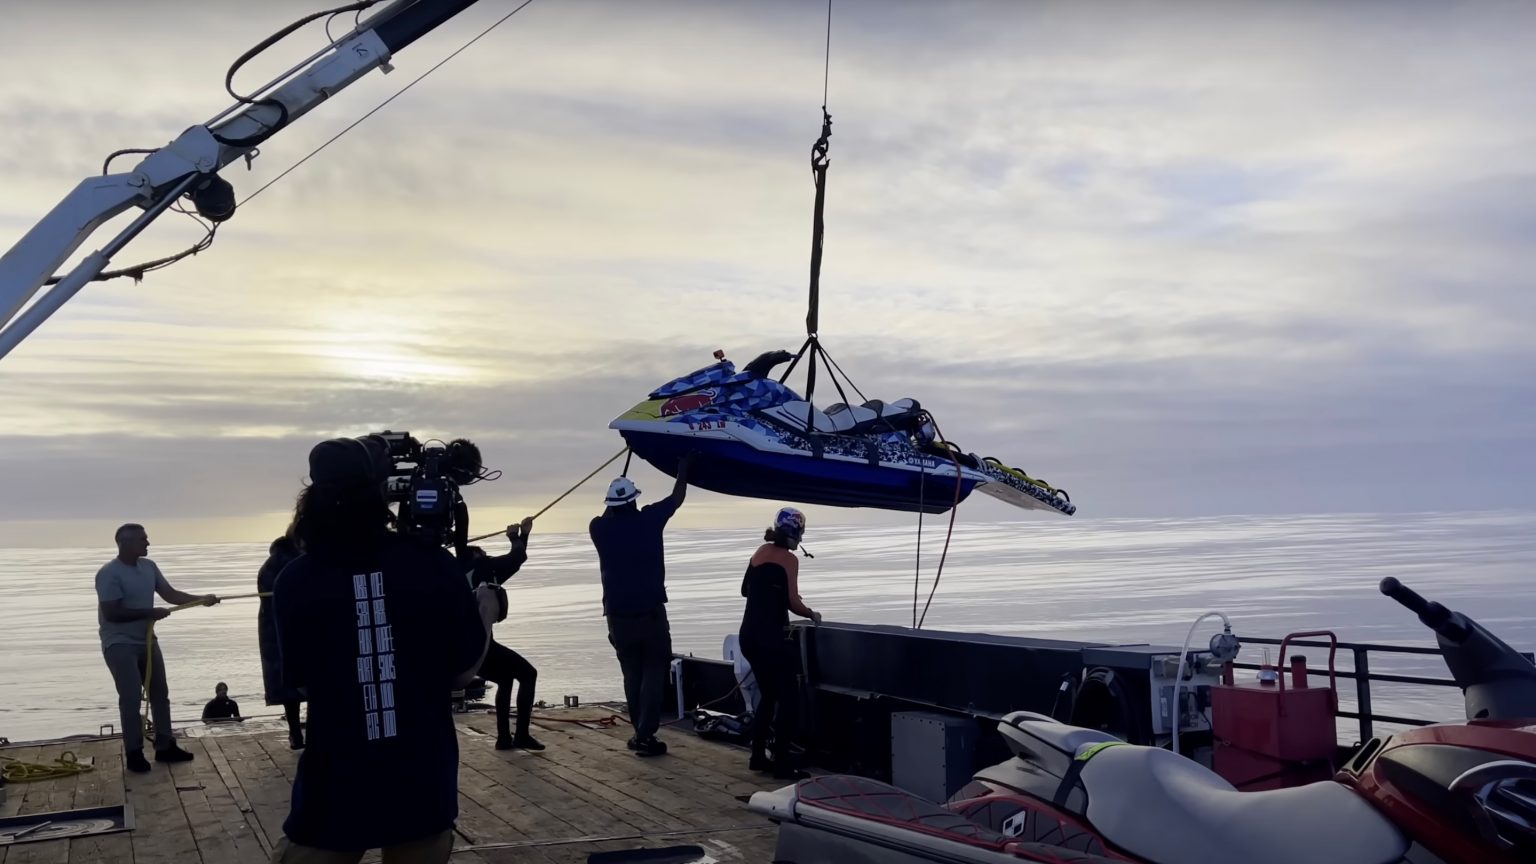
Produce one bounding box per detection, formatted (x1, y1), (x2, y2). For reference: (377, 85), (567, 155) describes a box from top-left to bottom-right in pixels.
(455, 764), (577, 842)
(513, 757), (674, 835)
(473, 722), (697, 830)
(2, 743), (82, 864)
(63, 740), (133, 864)
(587, 721), (771, 791)
(459, 742), (653, 838)
(210, 735), (290, 853)
(469, 848), (577, 864)
(540, 734), (743, 829)
(452, 791), (514, 848)
(252, 736), (300, 786)
(180, 741), (267, 864)
(463, 721), (719, 829)
(549, 717), (773, 800)
(0, 746), (43, 820)
(465, 826), (781, 864)
(123, 744), (200, 864)
(516, 724), (766, 831)
(450, 797), (559, 864)
(201, 737), (267, 856)
(590, 720), (767, 785)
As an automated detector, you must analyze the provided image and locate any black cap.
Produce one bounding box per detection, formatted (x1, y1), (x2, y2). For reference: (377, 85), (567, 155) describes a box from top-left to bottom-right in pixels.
(308, 436), (389, 486)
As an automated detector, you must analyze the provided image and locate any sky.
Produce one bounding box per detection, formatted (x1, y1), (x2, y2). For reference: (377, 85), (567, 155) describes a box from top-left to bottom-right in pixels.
(0, 0), (1533, 548)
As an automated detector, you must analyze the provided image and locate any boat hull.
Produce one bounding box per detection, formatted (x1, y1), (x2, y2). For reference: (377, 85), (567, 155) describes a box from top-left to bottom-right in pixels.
(620, 428), (976, 514)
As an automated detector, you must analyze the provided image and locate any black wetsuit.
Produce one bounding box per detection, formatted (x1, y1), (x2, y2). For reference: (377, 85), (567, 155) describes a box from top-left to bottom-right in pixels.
(738, 557), (799, 767)
(464, 548), (538, 745)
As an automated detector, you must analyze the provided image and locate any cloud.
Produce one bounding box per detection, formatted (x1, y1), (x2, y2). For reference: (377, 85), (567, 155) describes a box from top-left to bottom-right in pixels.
(1, 0), (1534, 545)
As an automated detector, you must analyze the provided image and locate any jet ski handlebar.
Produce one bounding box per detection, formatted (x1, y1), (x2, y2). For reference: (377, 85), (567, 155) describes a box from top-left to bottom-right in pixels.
(1381, 576), (1536, 721)
(1379, 577), (1468, 642)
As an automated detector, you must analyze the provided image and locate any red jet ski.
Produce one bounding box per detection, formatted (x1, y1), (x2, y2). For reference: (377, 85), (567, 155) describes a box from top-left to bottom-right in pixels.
(750, 578), (1536, 863)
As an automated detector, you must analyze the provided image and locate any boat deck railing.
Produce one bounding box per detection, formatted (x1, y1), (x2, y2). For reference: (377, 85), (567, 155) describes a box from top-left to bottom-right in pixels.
(1232, 636), (1532, 742)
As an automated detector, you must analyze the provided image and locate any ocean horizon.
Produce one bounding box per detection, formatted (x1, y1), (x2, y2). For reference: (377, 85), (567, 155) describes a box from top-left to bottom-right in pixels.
(2, 509), (1532, 743)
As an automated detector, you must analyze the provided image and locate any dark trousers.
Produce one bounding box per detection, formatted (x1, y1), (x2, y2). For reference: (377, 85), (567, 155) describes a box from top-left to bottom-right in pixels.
(742, 637), (799, 764)
(103, 642), (174, 754)
(478, 639), (537, 740)
(606, 606), (672, 741)
(284, 701), (303, 739)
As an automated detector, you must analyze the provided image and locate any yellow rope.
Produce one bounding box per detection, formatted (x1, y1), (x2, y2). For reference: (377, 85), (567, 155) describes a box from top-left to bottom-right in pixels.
(0, 751), (92, 783)
(138, 592), (271, 742)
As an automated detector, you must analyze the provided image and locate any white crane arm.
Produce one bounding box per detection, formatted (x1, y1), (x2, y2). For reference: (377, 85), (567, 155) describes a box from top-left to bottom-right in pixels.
(0, 0), (482, 361)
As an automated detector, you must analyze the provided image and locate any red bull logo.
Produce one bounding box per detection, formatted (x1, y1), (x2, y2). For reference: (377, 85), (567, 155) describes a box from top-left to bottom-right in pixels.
(661, 390), (717, 416)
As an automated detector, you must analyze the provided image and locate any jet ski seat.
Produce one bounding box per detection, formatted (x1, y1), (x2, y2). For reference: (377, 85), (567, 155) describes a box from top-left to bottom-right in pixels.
(1079, 744), (1408, 864)
(997, 712), (1120, 778)
(759, 401), (838, 433)
(750, 775), (1127, 863)
(825, 397), (923, 433)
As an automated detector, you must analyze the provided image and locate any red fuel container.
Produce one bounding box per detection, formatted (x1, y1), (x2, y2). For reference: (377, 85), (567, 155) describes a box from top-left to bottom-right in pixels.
(1211, 631), (1340, 789)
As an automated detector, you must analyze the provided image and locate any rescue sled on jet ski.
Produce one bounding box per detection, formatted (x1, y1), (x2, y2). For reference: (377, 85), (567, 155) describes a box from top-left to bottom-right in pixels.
(609, 352), (1075, 516)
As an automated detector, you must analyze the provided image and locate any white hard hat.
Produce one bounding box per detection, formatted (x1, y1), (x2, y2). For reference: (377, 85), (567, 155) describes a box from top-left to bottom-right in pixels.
(605, 477), (641, 506)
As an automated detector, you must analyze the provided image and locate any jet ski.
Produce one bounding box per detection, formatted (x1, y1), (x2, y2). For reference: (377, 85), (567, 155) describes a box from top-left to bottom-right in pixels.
(749, 579), (1536, 864)
(609, 351), (1075, 516)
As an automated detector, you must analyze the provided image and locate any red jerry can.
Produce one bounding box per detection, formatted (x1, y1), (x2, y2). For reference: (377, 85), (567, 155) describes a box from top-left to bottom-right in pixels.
(1211, 630), (1340, 790)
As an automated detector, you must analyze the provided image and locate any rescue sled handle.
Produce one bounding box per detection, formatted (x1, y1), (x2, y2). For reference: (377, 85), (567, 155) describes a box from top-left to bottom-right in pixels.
(0, 0), (485, 361)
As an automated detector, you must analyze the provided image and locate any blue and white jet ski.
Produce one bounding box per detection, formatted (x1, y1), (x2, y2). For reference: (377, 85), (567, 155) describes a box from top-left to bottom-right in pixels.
(609, 352), (1075, 516)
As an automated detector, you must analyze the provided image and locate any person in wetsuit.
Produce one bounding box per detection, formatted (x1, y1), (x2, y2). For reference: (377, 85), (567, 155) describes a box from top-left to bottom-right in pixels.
(460, 516), (544, 751)
(738, 506), (822, 778)
(201, 682), (242, 721)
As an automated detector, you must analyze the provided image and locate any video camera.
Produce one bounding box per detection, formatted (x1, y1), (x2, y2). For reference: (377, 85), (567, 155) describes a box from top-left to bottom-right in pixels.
(371, 430), (497, 548)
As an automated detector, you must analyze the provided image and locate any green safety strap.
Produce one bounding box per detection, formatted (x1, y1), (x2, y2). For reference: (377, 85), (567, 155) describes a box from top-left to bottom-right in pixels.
(1054, 740), (1127, 807)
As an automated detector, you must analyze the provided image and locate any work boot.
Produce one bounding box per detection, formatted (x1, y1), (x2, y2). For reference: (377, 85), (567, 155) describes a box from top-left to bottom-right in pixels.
(126, 751), (152, 773)
(154, 743), (194, 764)
(634, 737), (668, 757)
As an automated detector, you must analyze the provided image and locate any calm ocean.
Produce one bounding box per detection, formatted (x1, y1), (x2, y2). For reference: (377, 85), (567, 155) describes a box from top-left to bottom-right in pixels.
(2, 510), (1533, 743)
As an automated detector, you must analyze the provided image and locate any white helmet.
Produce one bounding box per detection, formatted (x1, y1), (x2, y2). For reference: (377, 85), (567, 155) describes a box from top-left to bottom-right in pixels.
(605, 477), (641, 507)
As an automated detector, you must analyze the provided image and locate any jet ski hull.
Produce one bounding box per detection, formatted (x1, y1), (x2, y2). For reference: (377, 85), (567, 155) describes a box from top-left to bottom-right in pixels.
(620, 428), (976, 514)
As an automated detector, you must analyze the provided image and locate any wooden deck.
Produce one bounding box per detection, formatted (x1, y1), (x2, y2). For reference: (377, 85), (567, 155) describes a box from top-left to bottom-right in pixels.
(0, 707), (785, 863)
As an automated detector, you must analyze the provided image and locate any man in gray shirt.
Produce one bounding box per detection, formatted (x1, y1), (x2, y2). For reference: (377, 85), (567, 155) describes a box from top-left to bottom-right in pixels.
(97, 523), (218, 772)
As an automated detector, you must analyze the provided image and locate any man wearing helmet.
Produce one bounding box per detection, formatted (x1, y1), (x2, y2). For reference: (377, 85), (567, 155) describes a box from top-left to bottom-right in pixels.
(589, 454), (696, 756)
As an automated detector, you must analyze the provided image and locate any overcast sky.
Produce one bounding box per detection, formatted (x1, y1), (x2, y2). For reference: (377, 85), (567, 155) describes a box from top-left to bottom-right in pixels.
(1, 0), (1532, 548)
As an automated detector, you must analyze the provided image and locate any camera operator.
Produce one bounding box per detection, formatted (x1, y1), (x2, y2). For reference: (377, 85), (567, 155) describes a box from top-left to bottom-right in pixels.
(459, 515), (545, 751)
(271, 436), (499, 863)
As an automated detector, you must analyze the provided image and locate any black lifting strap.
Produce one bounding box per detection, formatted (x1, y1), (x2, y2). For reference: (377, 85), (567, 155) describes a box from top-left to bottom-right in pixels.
(805, 108), (832, 340)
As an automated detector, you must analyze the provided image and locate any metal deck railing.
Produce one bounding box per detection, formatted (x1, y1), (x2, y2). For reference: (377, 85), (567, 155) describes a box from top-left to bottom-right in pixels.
(1231, 636), (1522, 741)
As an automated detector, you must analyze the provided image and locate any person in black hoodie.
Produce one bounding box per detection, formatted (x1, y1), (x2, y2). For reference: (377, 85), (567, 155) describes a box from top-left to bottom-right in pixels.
(271, 436), (497, 863)
(257, 529), (304, 748)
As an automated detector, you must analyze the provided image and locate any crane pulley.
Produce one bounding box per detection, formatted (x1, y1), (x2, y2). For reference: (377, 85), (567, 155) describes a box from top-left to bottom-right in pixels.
(0, 0), (490, 361)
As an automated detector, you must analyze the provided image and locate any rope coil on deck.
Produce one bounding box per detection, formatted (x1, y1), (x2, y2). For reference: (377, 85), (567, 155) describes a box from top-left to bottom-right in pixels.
(0, 751), (93, 784)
